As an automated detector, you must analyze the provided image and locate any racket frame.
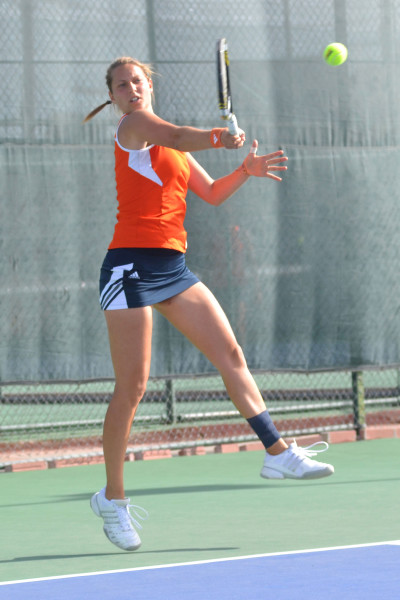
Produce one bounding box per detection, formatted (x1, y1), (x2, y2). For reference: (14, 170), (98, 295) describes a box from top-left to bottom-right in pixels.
(216, 38), (239, 135)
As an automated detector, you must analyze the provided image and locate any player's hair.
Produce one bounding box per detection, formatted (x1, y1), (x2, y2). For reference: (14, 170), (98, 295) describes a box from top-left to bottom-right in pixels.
(82, 57), (154, 123)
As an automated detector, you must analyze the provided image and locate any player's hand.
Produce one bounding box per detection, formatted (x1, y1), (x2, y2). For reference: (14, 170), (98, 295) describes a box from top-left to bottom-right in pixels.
(221, 128), (246, 149)
(243, 140), (288, 180)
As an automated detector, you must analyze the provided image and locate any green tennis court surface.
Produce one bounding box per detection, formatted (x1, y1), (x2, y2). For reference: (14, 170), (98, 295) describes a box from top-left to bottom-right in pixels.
(0, 439), (399, 584)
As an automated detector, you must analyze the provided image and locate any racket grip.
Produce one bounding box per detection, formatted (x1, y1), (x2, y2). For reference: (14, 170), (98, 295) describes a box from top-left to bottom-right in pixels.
(227, 114), (239, 135)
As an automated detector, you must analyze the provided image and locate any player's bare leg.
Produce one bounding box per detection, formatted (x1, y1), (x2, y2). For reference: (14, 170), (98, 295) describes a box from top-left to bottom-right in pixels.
(103, 307), (153, 500)
(90, 307), (152, 551)
(155, 283), (334, 479)
(155, 283), (287, 454)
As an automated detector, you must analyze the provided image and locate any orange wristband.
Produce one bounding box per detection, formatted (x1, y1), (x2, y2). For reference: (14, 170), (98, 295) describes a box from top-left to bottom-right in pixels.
(210, 128), (225, 148)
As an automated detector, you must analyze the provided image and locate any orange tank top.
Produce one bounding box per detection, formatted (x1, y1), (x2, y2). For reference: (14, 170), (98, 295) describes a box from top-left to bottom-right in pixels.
(108, 117), (190, 252)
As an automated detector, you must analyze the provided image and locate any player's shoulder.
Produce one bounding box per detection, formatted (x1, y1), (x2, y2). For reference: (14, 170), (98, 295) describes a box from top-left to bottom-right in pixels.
(117, 110), (154, 149)
(122, 108), (156, 127)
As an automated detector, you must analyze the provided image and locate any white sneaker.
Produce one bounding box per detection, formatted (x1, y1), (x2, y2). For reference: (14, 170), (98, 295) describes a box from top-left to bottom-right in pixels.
(260, 440), (334, 480)
(90, 487), (148, 551)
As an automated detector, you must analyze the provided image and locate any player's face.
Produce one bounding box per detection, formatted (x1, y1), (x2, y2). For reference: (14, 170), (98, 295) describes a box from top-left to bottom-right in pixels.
(109, 64), (153, 114)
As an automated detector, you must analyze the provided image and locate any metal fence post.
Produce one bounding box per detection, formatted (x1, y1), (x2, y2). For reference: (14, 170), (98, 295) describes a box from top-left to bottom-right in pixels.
(351, 371), (366, 437)
(165, 379), (177, 425)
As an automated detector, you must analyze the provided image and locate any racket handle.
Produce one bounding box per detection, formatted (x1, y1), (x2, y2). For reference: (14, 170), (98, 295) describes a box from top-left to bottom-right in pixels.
(227, 114), (239, 135)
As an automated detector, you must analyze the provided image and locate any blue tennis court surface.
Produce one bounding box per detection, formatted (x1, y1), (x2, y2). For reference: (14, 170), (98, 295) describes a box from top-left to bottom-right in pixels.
(1, 542), (398, 600)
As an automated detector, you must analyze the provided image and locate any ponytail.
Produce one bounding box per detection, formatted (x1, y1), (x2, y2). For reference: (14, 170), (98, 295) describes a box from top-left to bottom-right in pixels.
(82, 100), (112, 124)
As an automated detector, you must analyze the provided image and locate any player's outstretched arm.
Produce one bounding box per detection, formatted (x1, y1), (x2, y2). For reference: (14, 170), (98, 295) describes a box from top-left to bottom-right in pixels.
(119, 109), (245, 152)
(187, 141), (288, 206)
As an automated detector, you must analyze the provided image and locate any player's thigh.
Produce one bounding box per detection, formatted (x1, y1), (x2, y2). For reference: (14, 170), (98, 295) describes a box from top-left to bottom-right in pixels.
(104, 306), (153, 390)
(154, 282), (243, 369)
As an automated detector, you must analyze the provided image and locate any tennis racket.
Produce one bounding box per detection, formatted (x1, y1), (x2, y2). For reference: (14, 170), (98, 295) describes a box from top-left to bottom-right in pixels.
(216, 38), (239, 135)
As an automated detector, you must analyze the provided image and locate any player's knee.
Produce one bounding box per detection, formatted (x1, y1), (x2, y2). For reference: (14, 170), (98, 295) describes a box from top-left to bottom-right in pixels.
(114, 378), (148, 408)
(132, 380), (148, 404)
(223, 342), (247, 371)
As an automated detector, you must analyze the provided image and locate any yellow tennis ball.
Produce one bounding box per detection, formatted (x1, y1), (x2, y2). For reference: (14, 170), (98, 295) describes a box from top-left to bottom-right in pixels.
(323, 43), (348, 66)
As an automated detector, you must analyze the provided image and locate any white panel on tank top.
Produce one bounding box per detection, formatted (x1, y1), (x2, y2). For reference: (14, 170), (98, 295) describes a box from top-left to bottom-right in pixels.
(128, 147), (163, 186)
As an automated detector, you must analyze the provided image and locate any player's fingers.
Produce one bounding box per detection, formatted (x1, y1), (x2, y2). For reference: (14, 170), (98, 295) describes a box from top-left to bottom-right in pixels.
(266, 173), (283, 181)
(265, 150), (286, 160)
(250, 139), (258, 155)
(227, 141), (244, 149)
(267, 156), (288, 165)
(266, 160), (288, 169)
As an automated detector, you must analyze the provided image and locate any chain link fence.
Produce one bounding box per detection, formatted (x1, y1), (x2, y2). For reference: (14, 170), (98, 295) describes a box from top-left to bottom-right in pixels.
(2, 368), (400, 469)
(1, 0), (400, 468)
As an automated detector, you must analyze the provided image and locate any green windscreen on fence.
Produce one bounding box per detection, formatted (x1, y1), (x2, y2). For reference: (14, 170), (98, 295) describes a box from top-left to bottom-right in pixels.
(1, 0), (400, 381)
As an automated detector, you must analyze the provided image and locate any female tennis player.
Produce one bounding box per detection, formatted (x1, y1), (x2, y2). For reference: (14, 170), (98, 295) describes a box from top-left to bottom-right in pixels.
(85, 57), (334, 552)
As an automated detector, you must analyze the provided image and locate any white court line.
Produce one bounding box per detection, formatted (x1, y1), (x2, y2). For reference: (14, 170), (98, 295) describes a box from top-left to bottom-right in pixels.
(1, 540), (399, 587)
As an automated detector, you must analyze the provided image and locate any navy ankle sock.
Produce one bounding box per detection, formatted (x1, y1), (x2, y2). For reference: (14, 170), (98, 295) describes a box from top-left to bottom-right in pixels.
(247, 410), (281, 450)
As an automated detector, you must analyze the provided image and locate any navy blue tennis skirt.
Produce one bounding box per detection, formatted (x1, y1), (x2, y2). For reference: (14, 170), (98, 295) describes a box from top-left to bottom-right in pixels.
(99, 248), (200, 310)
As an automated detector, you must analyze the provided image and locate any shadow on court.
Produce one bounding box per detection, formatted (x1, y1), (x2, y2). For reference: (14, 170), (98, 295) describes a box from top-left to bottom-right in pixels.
(2, 476), (400, 509)
(0, 546), (239, 564)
